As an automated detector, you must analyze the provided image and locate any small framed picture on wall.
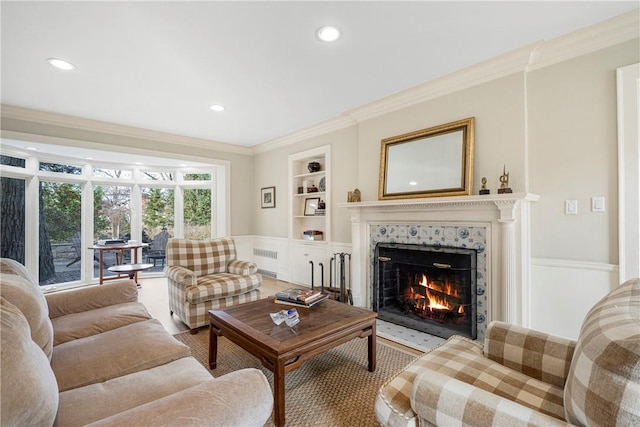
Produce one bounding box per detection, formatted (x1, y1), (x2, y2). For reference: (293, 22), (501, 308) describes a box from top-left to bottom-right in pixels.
(261, 186), (276, 209)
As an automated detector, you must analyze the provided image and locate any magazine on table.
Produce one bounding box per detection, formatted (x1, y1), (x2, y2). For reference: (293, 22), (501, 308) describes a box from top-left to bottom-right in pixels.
(274, 287), (324, 303)
(272, 293), (329, 308)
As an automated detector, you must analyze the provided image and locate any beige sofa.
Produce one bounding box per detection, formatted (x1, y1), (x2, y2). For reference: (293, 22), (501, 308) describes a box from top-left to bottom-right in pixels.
(0, 257), (273, 427)
(376, 277), (640, 427)
(165, 237), (262, 333)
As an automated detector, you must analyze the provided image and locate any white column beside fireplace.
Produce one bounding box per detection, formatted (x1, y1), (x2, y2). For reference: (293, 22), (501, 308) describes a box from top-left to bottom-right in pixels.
(339, 193), (539, 339)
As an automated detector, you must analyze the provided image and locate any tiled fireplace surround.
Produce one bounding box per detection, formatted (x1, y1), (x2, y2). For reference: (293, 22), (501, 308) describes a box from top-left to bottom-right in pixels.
(340, 193), (538, 341)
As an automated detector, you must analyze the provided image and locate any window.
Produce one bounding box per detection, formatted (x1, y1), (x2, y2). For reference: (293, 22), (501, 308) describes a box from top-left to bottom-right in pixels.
(0, 175), (25, 264)
(40, 162), (82, 175)
(39, 181), (82, 285)
(0, 142), (226, 287)
(142, 186), (174, 272)
(183, 188), (211, 240)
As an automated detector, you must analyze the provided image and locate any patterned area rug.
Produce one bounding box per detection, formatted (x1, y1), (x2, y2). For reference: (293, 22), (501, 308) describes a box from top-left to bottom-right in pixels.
(173, 330), (418, 426)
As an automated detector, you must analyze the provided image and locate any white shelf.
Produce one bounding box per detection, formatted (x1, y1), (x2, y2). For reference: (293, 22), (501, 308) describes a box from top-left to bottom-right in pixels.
(293, 171), (325, 179)
(294, 191), (326, 197)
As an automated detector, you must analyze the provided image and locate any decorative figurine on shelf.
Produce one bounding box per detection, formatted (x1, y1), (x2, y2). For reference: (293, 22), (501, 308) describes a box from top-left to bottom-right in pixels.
(347, 188), (362, 203)
(307, 161), (321, 173)
(479, 177), (490, 195)
(498, 165), (513, 194)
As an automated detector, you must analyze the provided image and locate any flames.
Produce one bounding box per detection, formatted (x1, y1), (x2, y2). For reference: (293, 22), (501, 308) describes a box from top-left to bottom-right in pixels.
(409, 274), (464, 314)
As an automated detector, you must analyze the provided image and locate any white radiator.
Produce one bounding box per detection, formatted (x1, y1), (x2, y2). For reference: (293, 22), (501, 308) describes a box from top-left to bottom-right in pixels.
(253, 248), (278, 278)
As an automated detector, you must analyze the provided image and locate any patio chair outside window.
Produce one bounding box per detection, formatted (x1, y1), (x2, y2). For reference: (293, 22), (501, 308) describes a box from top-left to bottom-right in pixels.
(147, 230), (170, 267)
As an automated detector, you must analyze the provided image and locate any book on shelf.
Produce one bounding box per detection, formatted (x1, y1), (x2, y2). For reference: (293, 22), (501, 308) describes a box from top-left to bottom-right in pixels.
(272, 294), (329, 308)
(275, 287), (322, 303)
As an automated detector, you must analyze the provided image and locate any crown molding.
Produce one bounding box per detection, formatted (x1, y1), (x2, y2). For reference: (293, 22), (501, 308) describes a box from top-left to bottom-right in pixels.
(528, 9), (640, 71)
(0, 105), (253, 156)
(252, 115), (357, 154)
(347, 43), (539, 124)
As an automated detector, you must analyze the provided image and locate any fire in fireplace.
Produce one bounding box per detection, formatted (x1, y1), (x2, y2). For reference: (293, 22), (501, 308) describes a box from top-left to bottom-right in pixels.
(373, 243), (477, 339)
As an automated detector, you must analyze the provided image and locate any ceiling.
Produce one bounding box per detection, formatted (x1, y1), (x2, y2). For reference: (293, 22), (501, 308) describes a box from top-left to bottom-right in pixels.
(1, 1), (638, 148)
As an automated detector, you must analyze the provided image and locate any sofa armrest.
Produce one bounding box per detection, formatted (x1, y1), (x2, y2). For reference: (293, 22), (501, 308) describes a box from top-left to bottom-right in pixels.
(411, 370), (571, 427)
(45, 279), (138, 319)
(86, 368), (274, 427)
(227, 259), (258, 275)
(163, 265), (197, 287)
(484, 321), (576, 388)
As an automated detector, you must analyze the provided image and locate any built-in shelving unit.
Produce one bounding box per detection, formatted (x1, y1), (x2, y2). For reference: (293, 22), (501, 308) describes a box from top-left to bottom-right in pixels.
(288, 146), (330, 243)
(288, 145), (331, 287)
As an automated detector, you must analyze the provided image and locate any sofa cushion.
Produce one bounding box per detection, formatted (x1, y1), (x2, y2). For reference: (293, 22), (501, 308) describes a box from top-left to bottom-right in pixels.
(0, 272), (54, 360)
(376, 336), (566, 427)
(52, 301), (151, 345)
(484, 321), (575, 388)
(52, 318), (191, 391)
(45, 279), (139, 319)
(85, 368), (273, 427)
(166, 237), (237, 276)
(0, 257), (35, 281)
(227, 259), (258, 275)
(1, 297), (59, 427)
(56, 357), (212, 426)
(564, 278), (640, 426)
(186, 273), (262, 304)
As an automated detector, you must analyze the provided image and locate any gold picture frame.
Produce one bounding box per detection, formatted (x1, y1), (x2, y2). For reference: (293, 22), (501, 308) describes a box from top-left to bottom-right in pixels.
(378, 117), (474, 200)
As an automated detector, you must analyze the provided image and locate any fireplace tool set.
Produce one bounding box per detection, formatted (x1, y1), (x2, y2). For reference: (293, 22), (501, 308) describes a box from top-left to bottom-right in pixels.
(309, 252), (352, 304)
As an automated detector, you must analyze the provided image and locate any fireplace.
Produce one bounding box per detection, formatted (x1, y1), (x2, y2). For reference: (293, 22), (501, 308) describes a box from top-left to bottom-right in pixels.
(373, 243), (477, 339)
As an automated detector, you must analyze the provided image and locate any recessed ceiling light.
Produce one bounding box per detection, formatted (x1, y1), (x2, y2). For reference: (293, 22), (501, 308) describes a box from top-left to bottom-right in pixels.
(316, 26), (341, 42)
(135, 162), (144, 165)
(409, 181), (418, 186)
(209, 104), (225, 112)
(26, 147), (38, 151)
(46, 58), (76, 71)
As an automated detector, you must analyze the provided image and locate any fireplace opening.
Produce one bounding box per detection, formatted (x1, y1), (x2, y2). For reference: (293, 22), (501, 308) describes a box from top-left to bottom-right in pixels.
(373, 243), (477, 339)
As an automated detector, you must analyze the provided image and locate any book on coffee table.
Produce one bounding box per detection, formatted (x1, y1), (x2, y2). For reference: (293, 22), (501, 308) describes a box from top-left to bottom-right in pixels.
(274, 288), (323, 303)
(272, 293), (329, 308)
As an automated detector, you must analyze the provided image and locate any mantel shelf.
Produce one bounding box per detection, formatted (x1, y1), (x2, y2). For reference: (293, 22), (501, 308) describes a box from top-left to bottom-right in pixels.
(338, 193), (539, 211)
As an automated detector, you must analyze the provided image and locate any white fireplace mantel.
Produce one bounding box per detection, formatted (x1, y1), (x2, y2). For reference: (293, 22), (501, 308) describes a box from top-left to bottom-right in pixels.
(338, 193), (539, 331)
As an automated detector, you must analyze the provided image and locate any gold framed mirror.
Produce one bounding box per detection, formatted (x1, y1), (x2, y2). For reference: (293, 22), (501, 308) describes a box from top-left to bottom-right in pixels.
(378, 117), (474, 200)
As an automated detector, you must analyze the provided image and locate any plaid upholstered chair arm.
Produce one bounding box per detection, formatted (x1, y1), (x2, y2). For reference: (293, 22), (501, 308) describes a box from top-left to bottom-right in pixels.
(226, 260), (258, 275)
(484, 321), (576, 387)
(163, 265), (197, 287)
(46, 279), (138, 319)
(411, 370), (572, 427)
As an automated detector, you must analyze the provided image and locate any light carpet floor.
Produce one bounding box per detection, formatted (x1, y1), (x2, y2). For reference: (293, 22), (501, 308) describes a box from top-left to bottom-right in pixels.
(173, 331), (417, 426)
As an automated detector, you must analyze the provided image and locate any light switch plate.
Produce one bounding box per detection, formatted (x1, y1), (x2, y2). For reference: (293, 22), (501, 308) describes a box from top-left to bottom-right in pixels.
(566, 200), (578, 215)
(592, 196), (606, 212)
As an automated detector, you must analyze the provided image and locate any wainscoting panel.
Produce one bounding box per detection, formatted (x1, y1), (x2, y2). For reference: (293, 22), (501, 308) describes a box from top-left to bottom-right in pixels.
(530, 258), (618, 340)
(250, 236), (291, 282)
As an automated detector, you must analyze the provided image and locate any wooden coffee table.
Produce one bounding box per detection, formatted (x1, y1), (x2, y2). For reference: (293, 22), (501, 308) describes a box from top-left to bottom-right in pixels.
(208, 298), (377, 427)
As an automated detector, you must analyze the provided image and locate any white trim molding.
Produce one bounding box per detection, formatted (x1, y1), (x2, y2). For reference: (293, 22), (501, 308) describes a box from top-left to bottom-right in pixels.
(617, 62), (640, 283)
(1, 104), (253, 156)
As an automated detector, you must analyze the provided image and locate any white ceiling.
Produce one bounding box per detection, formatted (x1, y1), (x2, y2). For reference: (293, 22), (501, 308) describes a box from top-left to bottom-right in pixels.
(1, 1), (638, 148)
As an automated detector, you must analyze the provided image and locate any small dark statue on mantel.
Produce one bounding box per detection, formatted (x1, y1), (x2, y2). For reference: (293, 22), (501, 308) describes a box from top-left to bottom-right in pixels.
(498, 165), (513, 194)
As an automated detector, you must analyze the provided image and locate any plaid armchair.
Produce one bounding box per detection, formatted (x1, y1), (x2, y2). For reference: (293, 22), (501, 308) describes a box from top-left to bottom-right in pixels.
(164, 237), (261, 333)
(376, 278), (640, 427)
